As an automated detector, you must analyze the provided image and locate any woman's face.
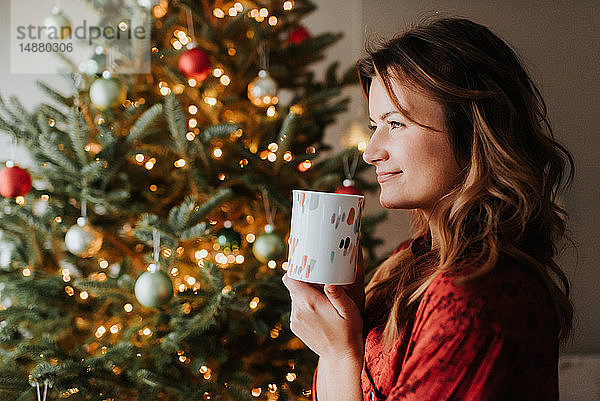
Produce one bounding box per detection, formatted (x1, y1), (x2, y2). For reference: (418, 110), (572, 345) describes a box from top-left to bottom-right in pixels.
(363, 76), (464, 215)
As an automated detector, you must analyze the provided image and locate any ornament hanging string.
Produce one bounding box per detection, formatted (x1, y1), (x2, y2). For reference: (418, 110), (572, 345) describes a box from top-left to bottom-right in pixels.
(343, 151), (360, 180)
(153, 228), (160, 265)
(105, 47), (116, 76)
(8, 136), (16, 164)
(33, 379), (50, 401)
(258, 42), (270, 71)
(185, 6), (195, 46)
(81, 198), (87, 218)
(261, 187), (277, 227)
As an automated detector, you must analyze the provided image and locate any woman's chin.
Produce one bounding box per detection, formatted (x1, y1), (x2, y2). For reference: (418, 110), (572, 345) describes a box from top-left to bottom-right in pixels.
(379, 189), (420, 209)
(379, 192), (408, 209)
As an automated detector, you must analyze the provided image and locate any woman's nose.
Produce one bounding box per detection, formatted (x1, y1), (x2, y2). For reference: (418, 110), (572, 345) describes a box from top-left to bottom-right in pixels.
(362, 134), (388, 165)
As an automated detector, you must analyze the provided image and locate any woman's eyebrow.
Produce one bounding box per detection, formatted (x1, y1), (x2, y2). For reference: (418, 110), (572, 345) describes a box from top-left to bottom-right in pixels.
(369, 111), (402, 122)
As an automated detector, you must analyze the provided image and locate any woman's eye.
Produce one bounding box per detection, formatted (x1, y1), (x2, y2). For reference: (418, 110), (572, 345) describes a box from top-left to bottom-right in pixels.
(389, 121), (405, 129)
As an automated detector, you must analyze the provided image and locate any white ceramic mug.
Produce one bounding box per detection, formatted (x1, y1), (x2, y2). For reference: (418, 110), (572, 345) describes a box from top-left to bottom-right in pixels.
(286, 190), (365, 285)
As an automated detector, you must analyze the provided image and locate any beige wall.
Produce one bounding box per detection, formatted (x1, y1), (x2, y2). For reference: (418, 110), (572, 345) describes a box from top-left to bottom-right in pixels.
(1, 0), (598, 353)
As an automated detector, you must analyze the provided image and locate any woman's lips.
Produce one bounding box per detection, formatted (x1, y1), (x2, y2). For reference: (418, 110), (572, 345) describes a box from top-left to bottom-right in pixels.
(377, 172), (402, 183)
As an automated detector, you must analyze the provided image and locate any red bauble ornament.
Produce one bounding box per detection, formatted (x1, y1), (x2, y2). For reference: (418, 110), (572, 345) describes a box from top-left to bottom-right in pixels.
(0, 164), (32, 198)
(288, 26), (311, 45)
(334, 179), (362, 196)
(178, 47), (211, 81)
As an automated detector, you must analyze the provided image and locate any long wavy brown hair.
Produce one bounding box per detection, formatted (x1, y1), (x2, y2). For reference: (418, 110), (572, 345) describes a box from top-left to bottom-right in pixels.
(358, 17), (575, 348)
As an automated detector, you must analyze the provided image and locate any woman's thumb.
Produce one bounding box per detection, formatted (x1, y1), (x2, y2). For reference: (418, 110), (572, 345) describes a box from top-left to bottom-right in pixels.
(324, 285), (351, 319)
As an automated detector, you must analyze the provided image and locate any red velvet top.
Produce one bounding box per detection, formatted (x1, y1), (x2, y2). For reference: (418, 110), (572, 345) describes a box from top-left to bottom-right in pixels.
(312, 236), (559, 401)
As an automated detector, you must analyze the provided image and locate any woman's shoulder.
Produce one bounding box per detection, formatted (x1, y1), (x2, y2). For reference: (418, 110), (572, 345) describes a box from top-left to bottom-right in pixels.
(420, 256), (557, 339)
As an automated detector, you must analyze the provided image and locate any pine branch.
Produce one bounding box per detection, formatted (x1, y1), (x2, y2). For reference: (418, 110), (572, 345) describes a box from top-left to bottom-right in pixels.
(0, 377), (29, 392)
(0, 97), (28, 140)
(305, 86), (342, 104)
(81, 160), (105, 183)
(164, 94), (188, 155)
(180, 222), (209, 240)
(187, 187), (234, 227)
(274, 111), (299, 172)
(325, 60), (340, 87)
(134, 214), (178, 246)
(67, 107), (89, 168)
(257, 182), (290, 214)
(7, 96), (38, 136)
(127, 103), (164, 144)
(35, 81), (73, 108)
(36, 104), (67, 125)
(341, 63), (361, 85)
(312, 146), (358, 175)
(199, 123), (239, 143)
(167, 196), (196, 231)
(37, 133), (80, 175)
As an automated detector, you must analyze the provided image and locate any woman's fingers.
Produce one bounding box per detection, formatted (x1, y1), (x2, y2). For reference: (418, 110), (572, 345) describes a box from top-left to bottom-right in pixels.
(282, 274), (324, 300)
(324, 285), (355, 319)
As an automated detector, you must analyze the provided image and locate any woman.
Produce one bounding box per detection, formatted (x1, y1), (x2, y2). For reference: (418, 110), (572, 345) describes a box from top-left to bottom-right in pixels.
(282, 16), (575, 401)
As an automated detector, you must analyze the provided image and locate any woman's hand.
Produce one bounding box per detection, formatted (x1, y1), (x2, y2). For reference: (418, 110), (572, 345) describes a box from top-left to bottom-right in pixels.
(282, 248), (365, 361)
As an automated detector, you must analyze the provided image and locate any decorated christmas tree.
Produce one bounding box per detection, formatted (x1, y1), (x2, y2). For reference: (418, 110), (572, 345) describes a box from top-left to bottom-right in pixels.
(0, 1), (386, 400)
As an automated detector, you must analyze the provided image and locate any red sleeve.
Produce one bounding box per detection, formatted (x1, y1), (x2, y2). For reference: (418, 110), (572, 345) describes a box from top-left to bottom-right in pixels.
(393, 239), (412, 255)
(312, 365), (318, 401)
(387, 266), (559, 401)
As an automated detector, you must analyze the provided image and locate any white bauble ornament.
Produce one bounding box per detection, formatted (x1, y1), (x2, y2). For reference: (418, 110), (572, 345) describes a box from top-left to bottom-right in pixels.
(247, 70), (278, 107)
(65, 217), (103, 258)
(59, 260), (82, 278)
(43, 7), (72, 40)
(89, 78), (126, 110)
(0, 239), (16, 270)
(134, 264), (174, 308)
(252, 224), (286, 263)
(32, 197), (49, 216)
(108, 262), (121, 278)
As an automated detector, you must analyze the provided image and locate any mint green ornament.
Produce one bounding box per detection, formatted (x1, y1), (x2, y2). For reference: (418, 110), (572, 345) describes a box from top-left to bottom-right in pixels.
(134, 264), (173, 308)
(216, 222), (241, 249)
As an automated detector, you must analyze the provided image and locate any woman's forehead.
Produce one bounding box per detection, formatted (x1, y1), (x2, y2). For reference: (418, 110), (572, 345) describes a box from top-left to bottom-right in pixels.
(369, 76), (446, 129)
